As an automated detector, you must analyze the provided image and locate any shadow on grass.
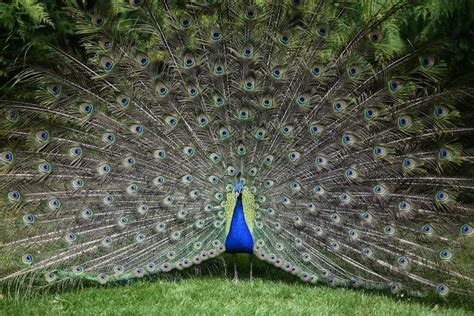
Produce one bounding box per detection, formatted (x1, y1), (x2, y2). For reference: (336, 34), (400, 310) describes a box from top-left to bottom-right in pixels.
(2, 253), (473, 312)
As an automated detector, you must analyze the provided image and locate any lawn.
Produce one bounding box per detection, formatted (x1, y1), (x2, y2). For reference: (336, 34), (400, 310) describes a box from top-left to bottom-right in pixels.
(0, 276), (472, 316)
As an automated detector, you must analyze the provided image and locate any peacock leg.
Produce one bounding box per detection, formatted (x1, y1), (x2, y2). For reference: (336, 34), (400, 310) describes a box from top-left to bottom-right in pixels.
(232, 254), (239, 283)
(249, 254), (254, 281)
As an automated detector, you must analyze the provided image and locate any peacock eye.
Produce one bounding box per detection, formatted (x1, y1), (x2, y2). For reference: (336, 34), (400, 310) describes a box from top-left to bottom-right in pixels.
(92, 15), (105, 27)
(36, 130), (49, 143)
(245, 6), (256, 19)
(317, 25), (328, 37)
(214, 64), (224, 75)
(369, 30), (383, 43)
(420, 56), (434, 68)
(6, 110), (19, 123)
(100, 57), (114, 71)
(23, 214), (35, 223)
(435, 190), (449, 203)
(422, 224), (433, 235)
(211, 29), (222, 41)
(48, 84), (62, 96)
(388, 80), (401, 92)
(347, 65), (359, 77)
(279, 34), (289, 45)
(460, 224), (473, 236)
(311, 65), (323, 77)
(434, 105), (448, 118)
(296, 95), (308, 106)
(79, 103), (94, 114)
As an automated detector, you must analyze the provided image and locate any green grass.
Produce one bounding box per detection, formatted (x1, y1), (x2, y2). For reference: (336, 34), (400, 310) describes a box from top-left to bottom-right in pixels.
(0, 277), (472, 315)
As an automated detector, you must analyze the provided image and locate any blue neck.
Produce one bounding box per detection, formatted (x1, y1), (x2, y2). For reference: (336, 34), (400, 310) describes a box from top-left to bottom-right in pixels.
(225, 195), (254, 254)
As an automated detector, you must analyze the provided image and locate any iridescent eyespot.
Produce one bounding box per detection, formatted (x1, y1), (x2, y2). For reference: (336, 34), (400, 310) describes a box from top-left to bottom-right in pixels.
(242, 78), (255, 91)
(154, 149), (166, 160)
(271, 67), (283, 79)
(422, 224), (433, 236)
(439, 249), (452, 260)
(129, 0), (144, 8)
(6, 110), (18, 123)
(165, 115), (179, 128)
(361, 212), (372, 222)
(153, 176), (165, 186)
(309, 123), (323, 137)
(35, 130), (49, 143)
(288, 151), (300, 162)
(100, 38), (112, 50)
(82, 208), (93, 219)
(197, 114), (209, 127)
(210, 153), (221, 164)
(38, 161), (52, 174)
(330, 213), (340, 223)
(260, 97), (273, 109)
(402, 158), (416, 170)
(420, 56), (434, 68)
(345, 168), (357, 179)
(263, 154), (274, 166)
(138, 204), (149, 214)
(364, 108), (377, 120)
(280, 124), (294, 137)
(102, 132), (115, 144)
(8, 190), (21, 202)
(127, 183), (138, 194)
(384, 225), (395, 235)
(362, 247), (373, 257)
(290, 181), (301, 191)
(23, 214), (35, 224)
(97, 163), (111, 175)
(397, 256), (408, 267)
(182, 174), (193, 184)
(313, 185), (324, 195)
(210, 28), (222, 41)
(398, 200), (411, 212)
(242, 46), (254, 58)
(137, 54), (150, 67)
(317, 24), (328, 37)
(436, 284), (449, 296)
(388, 79), (401, 92)
(245, 6), (257, 19)
(184, 55), (195, 68)
(296, 95), (309, 107)
(373, 184), (386, 195)
(291, 0), (301, 6)
(397, 115), (412, 129)
(238, 109), (250, 120)
(48, 198), (61, 210)
(156, 82), (169, 97)
(65, 232), (77, 242)
(73, 266), (84, 275)
(184, 146), (195, 157)
(188, 86), (199, 97)
(103, 194), (114, 204)
(332, 100), (347, 113)
(314, 155), (327, 166)
(460, 224), (473, 236)
(47, 84), (62, 96)
(118, 216), (129, 227)
(434, 105), (448, 118)
(214, 64), (225, 75)
(72, 177), (84, 189)
(213, 95), (225, 107)
(248, 167), (257, 177)
(311, 64), (323, 78)
(130, 124), (144, 136)
(79, 102), (94, 115)
(339, 192), (351, 204)
(373, 145), (387, 158)
(341, 133), (356, 145)
(279, 34), (290, 45)
(348, 229), (358, 239)
(180, 16), (192, 29)
(347, 65), (359, 78)
(91, 15), (105, 27)
(100, 57), (114, 71)
(124, 156), (136, 166)
(435, 190), (449, 203)
(254, 127), (268, 140)
(437, 148), (452, 160)
(369, 30), (383, 43)
(237, 143), (247, 156)
(218, 127), (231, 141)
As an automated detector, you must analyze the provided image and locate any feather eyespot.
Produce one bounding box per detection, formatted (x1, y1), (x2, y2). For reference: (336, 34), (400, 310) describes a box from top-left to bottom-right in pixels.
(91, 15), (105, 27)
(100, 57), (114, 71)
(420, 56), (434, 68)
(47, 84), (62, 96)
(6, 110), (19, 123)
(130, 0), (144, 8)
(317, 24), (328, 37)
(79, 102), (93, 115)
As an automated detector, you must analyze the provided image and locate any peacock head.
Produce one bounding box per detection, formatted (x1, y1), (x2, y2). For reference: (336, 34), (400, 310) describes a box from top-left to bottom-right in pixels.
(234, 181), (243, 196)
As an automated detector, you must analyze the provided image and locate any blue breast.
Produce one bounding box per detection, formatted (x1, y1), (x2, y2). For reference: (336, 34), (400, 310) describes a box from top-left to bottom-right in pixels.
(225, 195), (254, 253)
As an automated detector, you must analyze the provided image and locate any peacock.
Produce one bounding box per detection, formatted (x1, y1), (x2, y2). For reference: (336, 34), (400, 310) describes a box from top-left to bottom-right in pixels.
(1, 0), (473, 300)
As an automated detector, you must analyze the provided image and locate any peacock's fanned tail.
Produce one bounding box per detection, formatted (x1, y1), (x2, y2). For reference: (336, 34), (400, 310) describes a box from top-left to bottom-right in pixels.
(0, 0), (473, 298)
